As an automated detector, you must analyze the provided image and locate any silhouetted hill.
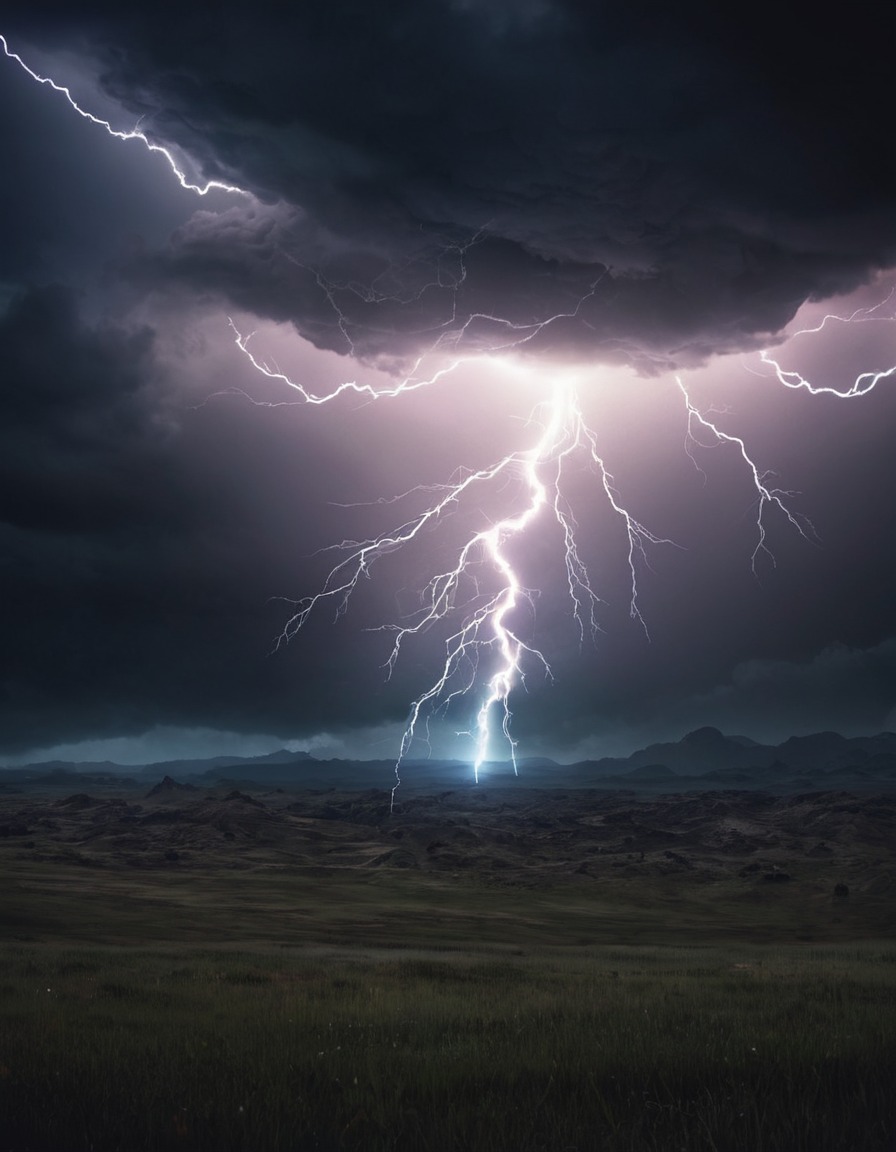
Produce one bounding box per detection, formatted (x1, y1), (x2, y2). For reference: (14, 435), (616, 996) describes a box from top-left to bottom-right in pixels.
(145, 775), (199, 799)
(777, 732), (896, 771)
(627, 729), (771, 775)
(138, 749), (315, 779)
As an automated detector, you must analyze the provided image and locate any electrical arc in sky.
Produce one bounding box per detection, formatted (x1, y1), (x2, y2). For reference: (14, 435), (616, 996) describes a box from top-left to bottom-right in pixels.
(0, 34), (249, 198)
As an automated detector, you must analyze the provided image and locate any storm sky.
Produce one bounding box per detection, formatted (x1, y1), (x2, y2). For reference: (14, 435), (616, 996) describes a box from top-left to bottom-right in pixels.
(2, 2), (895, 768)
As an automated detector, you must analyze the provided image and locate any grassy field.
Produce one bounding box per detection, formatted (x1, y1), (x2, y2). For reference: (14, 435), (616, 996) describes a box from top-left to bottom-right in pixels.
(2, 940), (894, 1151)
(2, 858), (895, 1151)
(3, 851), (888, 949)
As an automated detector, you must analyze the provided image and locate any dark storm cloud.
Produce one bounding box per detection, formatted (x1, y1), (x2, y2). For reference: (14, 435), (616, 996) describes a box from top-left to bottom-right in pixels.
(7, 1), (894, 370)
(0, 285), (415, 753)
(0, 286), (161, 531)
(685, 641), (896, 742)
(524, 639), (896, 759)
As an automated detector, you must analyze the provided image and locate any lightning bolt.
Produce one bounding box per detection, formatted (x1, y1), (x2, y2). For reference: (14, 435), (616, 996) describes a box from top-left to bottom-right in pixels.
(674, 376), (816, 573)
(1, 34), (248, 198)
(228, 319), (471, 404)
(220, 270), (894, 793)
(691, 284), (896, 567)
(225, 246), (672, 800)
(224, 242), (608, 406)
(439, 385), (671, 786)
(8, 36), (895, 793)
(261, 372), (671, 800)
(4, 33), (658, 795)
(755, 287), (896, 397)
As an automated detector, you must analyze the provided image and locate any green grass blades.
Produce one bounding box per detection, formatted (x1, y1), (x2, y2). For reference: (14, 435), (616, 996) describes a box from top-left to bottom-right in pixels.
(2, 942), (894, 1151)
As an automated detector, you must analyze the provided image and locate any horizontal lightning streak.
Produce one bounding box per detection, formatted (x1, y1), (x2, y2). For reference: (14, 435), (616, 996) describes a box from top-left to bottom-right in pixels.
(226, 260), (607, 406)
(755, 288), (896, 397)
(229, 320), (469, 404)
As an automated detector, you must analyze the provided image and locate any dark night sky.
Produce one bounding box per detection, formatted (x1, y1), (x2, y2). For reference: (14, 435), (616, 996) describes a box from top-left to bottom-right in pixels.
(1, 2), (895, 769)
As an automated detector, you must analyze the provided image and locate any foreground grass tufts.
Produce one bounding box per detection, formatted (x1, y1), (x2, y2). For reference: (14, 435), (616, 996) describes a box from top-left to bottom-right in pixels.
(1, 943), (894, 1151)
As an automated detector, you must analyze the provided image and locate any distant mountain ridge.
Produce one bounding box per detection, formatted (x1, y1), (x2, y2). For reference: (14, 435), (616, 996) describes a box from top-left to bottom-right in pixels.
(563, 727), (896, 777)
(3, 728), (896, 792)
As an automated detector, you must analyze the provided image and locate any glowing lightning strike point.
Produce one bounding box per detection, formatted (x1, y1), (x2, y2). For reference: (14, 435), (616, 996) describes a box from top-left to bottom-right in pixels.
(1, 35), (248, 198)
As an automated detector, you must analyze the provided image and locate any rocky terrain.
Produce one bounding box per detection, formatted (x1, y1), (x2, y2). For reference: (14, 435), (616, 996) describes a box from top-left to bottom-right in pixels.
(2, 777), (894, 898)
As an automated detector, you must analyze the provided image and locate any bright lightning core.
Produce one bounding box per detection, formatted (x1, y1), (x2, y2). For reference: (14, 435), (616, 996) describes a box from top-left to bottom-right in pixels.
(230, 342), (679, 796)
(354, 373), (671, 788)
(230, 320), (829, 797)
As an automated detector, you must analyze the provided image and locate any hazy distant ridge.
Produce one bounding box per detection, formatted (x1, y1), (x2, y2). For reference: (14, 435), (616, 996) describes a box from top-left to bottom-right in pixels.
(3, 727), (896, 793)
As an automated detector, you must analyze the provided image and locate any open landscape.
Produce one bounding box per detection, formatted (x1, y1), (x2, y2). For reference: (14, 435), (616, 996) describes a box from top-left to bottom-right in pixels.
(2, 737), (895, 1151)
(4, 5), (896, 1150)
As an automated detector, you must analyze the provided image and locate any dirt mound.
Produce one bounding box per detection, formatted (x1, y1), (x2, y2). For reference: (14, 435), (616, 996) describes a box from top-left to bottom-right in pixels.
(55, 793), (95, 809)
(222, 790), (265, 807)
(145, 776), (199, 799)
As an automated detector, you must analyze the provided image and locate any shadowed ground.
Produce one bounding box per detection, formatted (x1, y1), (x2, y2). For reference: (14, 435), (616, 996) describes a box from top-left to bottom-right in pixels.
(1, 785), (894, 1150)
